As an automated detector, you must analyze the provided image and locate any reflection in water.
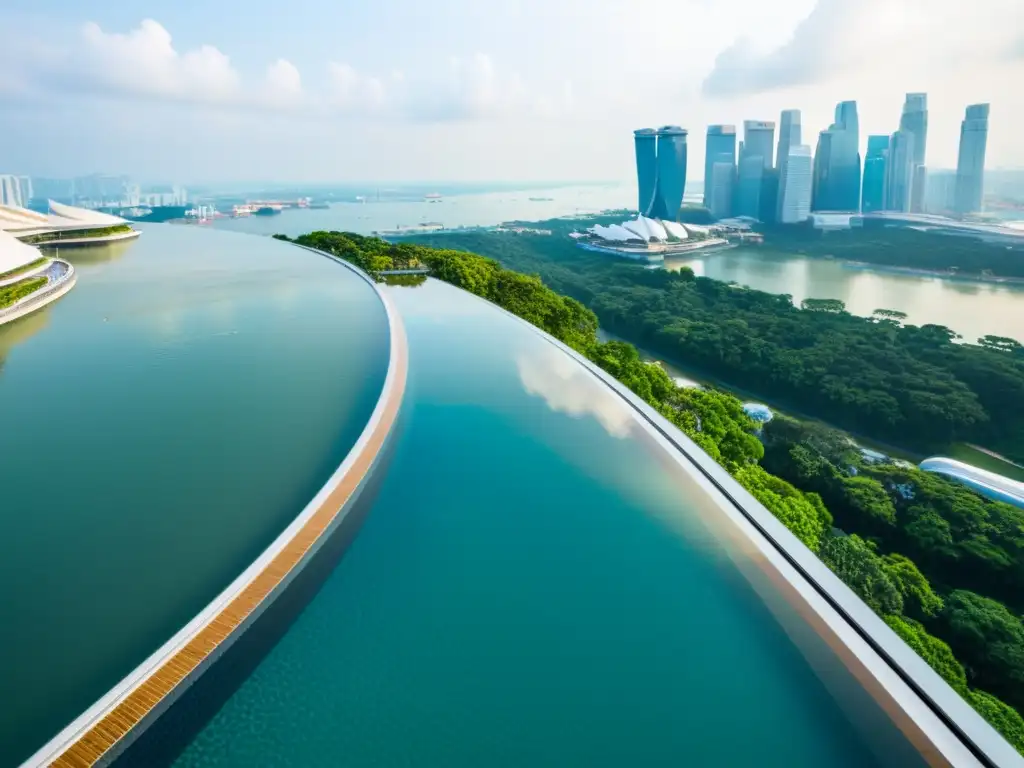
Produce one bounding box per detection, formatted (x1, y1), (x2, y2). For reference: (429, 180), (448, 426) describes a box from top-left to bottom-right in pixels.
(516, 346), (635, 439)
(382, 274), (427, 288)
(54, 238), (138, 267)
(0, 311), (50, 375)
(668, 247), (1024, 342)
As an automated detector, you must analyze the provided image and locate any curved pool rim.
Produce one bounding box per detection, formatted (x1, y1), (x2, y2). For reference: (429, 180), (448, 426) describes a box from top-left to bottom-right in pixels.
(21, 246), (408, 768)
(474, 290), (1020, 768)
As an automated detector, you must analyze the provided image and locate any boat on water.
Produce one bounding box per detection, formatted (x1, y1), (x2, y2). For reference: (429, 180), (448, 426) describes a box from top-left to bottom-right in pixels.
(308, 202), (330, 209)
(253, 206), (282, 216)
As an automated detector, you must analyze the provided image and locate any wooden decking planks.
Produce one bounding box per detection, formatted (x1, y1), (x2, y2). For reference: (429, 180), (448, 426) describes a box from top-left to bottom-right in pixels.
(49, 313), (407, 767)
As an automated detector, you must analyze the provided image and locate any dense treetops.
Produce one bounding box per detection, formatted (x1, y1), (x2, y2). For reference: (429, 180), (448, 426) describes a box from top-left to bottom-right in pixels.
(285, 229), (1024, 754)
(405, 225), (1024, 463)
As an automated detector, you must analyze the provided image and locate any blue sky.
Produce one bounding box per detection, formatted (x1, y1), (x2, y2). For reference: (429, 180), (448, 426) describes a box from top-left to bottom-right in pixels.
(1, 0), (1021, 183)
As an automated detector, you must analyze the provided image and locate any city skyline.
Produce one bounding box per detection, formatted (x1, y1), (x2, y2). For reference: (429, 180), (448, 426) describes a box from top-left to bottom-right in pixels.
(0, 0), (1020, 182)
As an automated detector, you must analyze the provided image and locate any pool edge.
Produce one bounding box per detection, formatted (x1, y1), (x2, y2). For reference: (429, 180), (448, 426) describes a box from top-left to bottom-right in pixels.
(20, 247), (407, 768)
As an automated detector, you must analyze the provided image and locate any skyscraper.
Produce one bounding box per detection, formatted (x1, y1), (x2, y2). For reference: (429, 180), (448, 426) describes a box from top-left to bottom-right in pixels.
(708, 162), (735, 220)
(0, 175), (23, 207)
(703, 125), (736, 215)
(886, 130), (916, 213)
(16, 177), (33, 207)
(831, 101), (861, 211)
(924, 170), (957, 215)
(810, 103), (860, 212)
(775, 110), (801, 220)
(861, 135), (890, 213)
(652, 126), (688, 221)
(634, 129), (658, 214)
(778, 145), (812, 224)
(776, 110), (802, 171)
(811, 131), (833, 211)
(736, 155), (764, 219)
(742, 121), (776, 170)
(899, 94), (928, 211)
(633, 126), (688, 221)
(954, 103), (990, 215)
(735, 121), (774, 220)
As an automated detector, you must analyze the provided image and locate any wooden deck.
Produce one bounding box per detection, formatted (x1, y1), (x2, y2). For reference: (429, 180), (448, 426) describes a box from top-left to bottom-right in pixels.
(42, 292), (407, 767)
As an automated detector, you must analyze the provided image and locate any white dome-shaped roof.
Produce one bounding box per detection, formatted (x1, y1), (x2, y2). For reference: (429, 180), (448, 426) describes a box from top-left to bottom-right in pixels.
(0, 230), (43, 275)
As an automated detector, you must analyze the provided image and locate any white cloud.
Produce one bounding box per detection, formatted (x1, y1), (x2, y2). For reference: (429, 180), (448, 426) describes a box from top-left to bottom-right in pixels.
(79, 19), (240, 103)
(263, 59), (304, 109)
(516, 349), (637, 439)
(7, 19), (564, 124)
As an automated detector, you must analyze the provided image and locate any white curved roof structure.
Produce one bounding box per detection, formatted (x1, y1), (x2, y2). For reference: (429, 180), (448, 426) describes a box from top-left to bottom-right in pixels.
(0, 230), (44, 274)
(589, 223), (642, 242)
(0, 201), (129, 237)
(662, 221), (689, 240)
(622, 216), (667, 243)
(920, 457), (1024, 510)
(48, 200), (126, 226)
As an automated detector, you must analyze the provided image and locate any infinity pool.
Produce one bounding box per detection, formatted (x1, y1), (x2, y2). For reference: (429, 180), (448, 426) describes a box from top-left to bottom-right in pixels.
(167, 278), (925, 767)
(0, 226), (390, 766)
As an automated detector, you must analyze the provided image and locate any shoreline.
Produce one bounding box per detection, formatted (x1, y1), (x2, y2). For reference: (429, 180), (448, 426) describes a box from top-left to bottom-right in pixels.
(840, 260), (1024, 286)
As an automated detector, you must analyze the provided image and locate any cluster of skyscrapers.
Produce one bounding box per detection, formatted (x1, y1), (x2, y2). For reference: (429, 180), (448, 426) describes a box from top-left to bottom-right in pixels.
(0, 173), (189, 210)
(682, 96), (991, 224)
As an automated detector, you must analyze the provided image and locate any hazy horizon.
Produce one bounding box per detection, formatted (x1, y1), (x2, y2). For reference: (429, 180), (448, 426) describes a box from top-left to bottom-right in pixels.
(1, 0), (1021, 183)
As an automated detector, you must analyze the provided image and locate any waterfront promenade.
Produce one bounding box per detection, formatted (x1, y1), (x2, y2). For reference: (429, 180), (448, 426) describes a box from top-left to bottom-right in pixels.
(22, 249), (408, 768)
(0, 260), (76, 328)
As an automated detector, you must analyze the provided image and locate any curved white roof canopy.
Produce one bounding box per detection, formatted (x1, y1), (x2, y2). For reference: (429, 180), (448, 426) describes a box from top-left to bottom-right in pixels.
(662, 221), (689, 240)
(0, 201), (128, 236)
(589, 223), (643, 242)
(0, 230), (44, 274)
(622, 216), (667, 243)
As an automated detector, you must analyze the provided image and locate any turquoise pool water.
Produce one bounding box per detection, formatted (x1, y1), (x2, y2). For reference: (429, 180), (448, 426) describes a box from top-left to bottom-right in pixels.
(173, 278), (921, 767)
(0, 227), (390, 766)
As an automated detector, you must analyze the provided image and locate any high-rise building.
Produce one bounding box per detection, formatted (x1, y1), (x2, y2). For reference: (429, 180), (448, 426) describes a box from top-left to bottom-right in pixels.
(633, 126), (688, 221)
(734, 121), (774, 220)
(0, 175), (23, 207)
(776, 110), (802, 171)
(885, 130), (916, 213)
(810, 103), (861, 212)
(652, 126), (688, 220)
(16, 176), (33, 207)
(775, 110), (801, 220)
(897, 93), (929, 214)
(861, 135), (890, 213)
(811, 131), (832, 211)
(831, 101), (861, 211)
(924, 170), (957, 215)
(708, 162), (735, 220)
(900, 94), (928, 212)
(954, 103), (990, 215)
(736, 155), (764, 219)
(778, 145), (812, 224)
(634, 129), (658, 214)
(703, 125), (736, 214)
(742, 121), (776, 170)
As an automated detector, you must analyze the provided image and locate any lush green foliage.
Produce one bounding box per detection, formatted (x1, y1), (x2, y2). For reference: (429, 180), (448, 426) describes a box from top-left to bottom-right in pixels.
(276, 231), (424, 276)
(406, 225), (1024, 462)
(0, 277), (47, 309)
(23, 224), (134, 244)
(0, 257), (47, 281)
(294, 228), (1024, 754)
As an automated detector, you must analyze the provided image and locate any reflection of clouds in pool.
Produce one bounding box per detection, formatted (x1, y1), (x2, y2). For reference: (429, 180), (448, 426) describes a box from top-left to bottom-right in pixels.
(516, 348), (635, 439)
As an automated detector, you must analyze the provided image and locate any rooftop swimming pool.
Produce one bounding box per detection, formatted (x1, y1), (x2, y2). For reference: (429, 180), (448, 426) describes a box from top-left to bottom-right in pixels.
(158, 278), (926, 768)
(0, 227), (390, 766)
(6, 230), (1018, 768)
